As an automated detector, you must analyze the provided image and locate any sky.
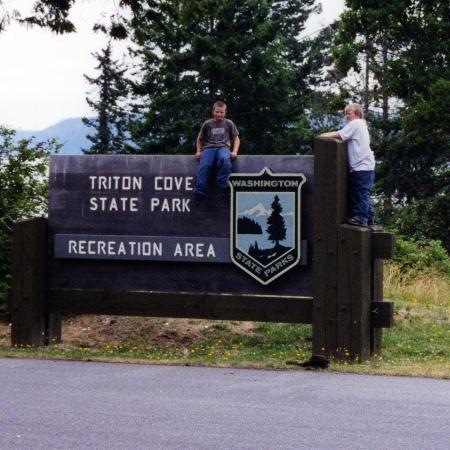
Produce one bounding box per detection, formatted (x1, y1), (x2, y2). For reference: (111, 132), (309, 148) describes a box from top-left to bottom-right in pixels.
(0, 0), (345, 131)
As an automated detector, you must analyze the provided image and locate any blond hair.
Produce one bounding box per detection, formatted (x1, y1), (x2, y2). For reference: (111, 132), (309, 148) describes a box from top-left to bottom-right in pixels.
(344, 103), (364, 119)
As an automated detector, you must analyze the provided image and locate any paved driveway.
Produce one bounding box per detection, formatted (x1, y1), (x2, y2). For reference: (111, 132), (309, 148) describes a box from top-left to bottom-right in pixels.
(1, 359), (449, 449)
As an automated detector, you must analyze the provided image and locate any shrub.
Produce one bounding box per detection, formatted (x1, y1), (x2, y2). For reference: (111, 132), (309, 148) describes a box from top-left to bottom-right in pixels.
(0, 126), (59, 313)
(393, 236), (450, 278)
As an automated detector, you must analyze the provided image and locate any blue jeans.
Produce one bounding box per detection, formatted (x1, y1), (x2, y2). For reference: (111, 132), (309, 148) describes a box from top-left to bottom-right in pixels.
(349, 170), (375, 225)
(194, 147), (232, 197)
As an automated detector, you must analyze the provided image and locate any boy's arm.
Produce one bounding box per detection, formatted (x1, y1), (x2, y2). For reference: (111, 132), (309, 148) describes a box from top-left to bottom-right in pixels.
(230, 135), (240, 160)
(195, 135), (203, 160)
(320, 131), (341, 139)
(195, 122), (206, 160)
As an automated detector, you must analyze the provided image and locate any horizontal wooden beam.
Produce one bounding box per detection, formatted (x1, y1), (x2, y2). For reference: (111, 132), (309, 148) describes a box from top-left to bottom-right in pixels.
(372, 232), (395, 259)
(49, 289), (314, 324)
(371, 301), (394, 328)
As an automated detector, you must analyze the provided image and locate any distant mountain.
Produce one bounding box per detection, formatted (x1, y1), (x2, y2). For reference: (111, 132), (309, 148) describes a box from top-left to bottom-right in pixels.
(15, 117), (92, 155)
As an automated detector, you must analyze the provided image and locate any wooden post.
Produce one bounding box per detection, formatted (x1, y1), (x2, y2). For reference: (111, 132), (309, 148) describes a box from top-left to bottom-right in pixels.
(313, 138), (373, 360)
(338, 225), (372, 360)
(10, 218), (54, 346)
(313, 138), (348, 357)
(371, 231), (395, 355)
(46, 313), (62, 345)
(371, 259), (384, 356)
(313, 138), (394, 360)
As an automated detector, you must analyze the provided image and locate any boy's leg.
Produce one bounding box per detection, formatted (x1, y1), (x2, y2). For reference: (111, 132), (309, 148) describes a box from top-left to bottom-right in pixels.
(215, 147), (232, 190)
(349, 170), (374, 225)
(368, 195), (375, 225)
(194, 148), (216, 197)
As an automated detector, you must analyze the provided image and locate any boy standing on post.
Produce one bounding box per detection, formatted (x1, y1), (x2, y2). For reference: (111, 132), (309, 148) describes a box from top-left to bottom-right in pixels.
(194, 101), (240, 201)
(320, 103), (375, 227)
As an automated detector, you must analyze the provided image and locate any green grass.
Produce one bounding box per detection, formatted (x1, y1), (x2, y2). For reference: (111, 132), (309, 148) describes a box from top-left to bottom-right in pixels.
(1, 263), (449, 378)
(1, 302), (448, 378)
(1, 321), (313, 369)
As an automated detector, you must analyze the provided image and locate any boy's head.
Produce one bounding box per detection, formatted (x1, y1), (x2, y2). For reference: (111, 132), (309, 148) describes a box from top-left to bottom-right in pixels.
(212, 101), (227, 120)
(344, 103), (364, 122)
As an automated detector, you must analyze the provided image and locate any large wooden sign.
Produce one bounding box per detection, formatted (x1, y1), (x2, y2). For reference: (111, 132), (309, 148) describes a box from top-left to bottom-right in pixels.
(48, 155), (314, 297)
(11, 141), (394, 361)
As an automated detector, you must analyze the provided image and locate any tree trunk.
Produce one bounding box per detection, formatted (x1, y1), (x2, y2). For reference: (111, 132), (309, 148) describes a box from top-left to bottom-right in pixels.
(364, 46), (370, 112)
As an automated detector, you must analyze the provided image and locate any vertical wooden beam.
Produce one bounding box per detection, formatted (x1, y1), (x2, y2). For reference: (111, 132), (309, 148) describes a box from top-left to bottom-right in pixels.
(337, 225), (372, 360)
(313, 138), (348, 357)
(337, 227), (352, 358)
(371, 259), (384, 356)
(370, 231), (395, 356)
(10, 218), (49, 347)
(346, 225), (372, 361)
(10, 225), (23, 346)
(46, 313), (62, 345)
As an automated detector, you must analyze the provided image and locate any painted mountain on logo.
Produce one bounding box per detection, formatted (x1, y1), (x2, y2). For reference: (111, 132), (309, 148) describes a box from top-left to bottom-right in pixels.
(238, 194), (292, 266)
(238, 202), (271, 218)
(238, 202), (293, 222)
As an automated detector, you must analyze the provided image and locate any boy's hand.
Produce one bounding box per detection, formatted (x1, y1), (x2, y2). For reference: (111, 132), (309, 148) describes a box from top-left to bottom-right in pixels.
(195, 151), (202, 160)
(230, 151), (238, 160)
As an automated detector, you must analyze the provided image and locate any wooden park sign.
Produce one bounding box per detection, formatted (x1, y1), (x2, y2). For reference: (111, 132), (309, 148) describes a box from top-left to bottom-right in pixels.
(10, 139), (394, 361)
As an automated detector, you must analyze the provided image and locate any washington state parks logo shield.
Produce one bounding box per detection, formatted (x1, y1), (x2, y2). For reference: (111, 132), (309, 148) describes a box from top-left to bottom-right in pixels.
(228, 168), (306, 285)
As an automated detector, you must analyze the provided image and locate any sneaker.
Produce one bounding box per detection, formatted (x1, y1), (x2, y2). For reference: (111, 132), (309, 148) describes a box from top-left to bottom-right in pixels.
(346, 217), (367, 227)
(368, 223), (382, 231)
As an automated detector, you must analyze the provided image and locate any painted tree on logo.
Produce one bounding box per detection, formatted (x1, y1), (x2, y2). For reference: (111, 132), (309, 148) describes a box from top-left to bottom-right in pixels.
(266, 195), (286, 248)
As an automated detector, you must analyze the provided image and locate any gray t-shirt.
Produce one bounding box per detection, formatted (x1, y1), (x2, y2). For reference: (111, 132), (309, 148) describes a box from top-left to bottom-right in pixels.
(198, 118), (239, 149)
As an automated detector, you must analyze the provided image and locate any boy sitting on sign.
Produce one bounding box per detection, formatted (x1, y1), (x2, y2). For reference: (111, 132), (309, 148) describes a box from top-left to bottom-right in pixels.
(320, 103), (375, 227)
(194, 101), (240, 201)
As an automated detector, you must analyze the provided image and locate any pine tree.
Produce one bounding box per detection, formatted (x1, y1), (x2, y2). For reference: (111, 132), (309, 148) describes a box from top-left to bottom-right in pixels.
(83, 41), (129, 154)
(331, 0), (450, 246)
(127, 0), (317, 155)
(266, 195), (286, 247)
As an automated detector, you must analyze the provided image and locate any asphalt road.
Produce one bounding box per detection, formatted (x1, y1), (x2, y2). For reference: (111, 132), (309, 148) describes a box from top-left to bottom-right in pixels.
(0, 359), (449, 450)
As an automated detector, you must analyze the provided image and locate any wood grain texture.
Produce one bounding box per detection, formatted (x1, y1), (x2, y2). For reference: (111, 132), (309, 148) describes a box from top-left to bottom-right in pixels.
(10, 219), (48, 346)
(372, 232), (395, 259)
(49, 289), (313, 324)
(312, 138), (348, 356)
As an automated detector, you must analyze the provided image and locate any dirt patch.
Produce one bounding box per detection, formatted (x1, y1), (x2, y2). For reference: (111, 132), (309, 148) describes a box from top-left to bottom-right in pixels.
(0, 315), (256, 349)
(0, 317), (10, 347)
